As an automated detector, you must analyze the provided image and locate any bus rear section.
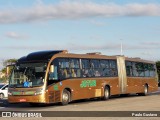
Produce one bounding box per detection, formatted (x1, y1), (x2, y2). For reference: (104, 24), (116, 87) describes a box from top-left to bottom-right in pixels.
(124, 57), (158, 95)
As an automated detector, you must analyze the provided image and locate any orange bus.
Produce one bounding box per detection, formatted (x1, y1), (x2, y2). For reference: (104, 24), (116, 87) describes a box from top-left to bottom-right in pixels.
(8, 50), (158, 106)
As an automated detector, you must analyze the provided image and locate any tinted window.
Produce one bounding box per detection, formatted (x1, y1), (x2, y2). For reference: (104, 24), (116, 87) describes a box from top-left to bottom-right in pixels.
(149, 64), (155, 77)
(58, 58), (81, 79)
(100, 60), (118, 77)
(110, 60), (117, 68)
(52, 58), (118, 80)
(90, 60), (100, 68)
(59, 59), (69, 68)
(90, 60), (101, 77)
(70, 59), (80, 68)
(136, 63), (144, 77)
(109, 60), (118, 76)
(81, 59), (92, 77)
(100, 60), (109, 68)
(144, 64), (150, 77)
(125, 61), (156, 77)
(126, 61), (133, 76)
(81, 59), (90, 69)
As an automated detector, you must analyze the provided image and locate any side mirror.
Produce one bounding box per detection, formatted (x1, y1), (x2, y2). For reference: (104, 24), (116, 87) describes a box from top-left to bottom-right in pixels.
(50, 65), (54, 73)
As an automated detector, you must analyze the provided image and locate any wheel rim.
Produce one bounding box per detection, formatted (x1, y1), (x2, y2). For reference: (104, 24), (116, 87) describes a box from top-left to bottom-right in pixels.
(62, 92), (69, 102)
(105, 89), (109, 98)
(144, 86), (148, 94)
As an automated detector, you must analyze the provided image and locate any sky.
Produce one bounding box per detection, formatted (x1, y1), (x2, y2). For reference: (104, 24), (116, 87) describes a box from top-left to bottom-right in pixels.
(0, 0), (160, 69)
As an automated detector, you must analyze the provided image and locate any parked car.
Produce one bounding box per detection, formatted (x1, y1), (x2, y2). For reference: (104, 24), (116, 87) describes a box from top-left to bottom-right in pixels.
(0, 83), (8, 99)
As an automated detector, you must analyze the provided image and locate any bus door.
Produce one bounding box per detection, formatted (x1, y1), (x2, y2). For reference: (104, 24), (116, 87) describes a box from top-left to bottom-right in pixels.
(117, 56), (127, 94)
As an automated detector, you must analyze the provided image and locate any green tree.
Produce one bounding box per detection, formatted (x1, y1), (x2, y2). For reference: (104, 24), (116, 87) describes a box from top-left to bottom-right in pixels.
(0, 59), (17, 82)
(156, 61), (160, 80)
(3, 59), (17, 66)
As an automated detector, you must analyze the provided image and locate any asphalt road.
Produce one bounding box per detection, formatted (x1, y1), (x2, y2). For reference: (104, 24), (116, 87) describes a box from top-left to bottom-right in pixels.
(0, 88), (160, 120)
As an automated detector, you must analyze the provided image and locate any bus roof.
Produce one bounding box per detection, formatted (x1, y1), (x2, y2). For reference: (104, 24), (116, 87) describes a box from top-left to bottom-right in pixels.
(17, 50), (67, 63)
(17, 50), (155, 64)
(125, 57), (155, 64)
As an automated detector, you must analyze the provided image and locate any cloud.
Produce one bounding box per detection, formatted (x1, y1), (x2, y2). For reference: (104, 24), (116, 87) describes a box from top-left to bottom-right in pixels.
(3, 43), (119, 51)
(141, 52), (153, 56)
(67, 42), (160, 51)
(5, 32), (29, 39)
(2, 41), (160, 61)
(2, 38), (160, 51)
(0, 1), (160, 24)
(141, 41), (160, 46)
(5, 41), (160, 51)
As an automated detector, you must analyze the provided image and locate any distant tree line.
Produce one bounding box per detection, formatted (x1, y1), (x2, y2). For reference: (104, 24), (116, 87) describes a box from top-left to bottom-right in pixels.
(156, 61), (160, 80)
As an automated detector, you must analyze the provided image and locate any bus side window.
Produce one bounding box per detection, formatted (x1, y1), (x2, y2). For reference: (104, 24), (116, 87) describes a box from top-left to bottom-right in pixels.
(71, 69), (76, 77)
(81, 59), (90, 77)
(59, 68), (66, 79)
(109, 60), (118, 77)
(126, 61), (133, 76)
(132, 62), (138, 77)
(76, 69), (81, 77)
(149, 64), (155, 77)
(49, 58), (58, 81)
(49, 65), (58, 80)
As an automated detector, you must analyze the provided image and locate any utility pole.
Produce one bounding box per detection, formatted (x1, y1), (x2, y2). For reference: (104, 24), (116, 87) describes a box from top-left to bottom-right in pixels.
(120, 39), (123, 55)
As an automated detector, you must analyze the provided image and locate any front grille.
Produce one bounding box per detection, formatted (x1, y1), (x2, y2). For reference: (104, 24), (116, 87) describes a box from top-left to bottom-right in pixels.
(55, 91), (60, 102)
(49, 91), (60, 103)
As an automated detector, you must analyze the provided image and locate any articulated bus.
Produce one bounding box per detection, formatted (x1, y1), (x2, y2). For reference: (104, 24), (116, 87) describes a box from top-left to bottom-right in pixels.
(8, 50), (158, 106)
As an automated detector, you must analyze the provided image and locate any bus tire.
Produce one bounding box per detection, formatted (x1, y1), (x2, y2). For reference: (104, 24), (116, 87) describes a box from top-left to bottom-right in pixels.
(61, 89), (70, 105)
(0, 93), (4, 99)
(103, 87), (110, 100)
(138, 85), (148, 96)
(143, 85), (148, 96)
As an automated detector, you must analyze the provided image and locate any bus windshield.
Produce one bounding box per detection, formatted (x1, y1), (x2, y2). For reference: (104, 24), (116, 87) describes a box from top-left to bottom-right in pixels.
(9, 63), (47, 88)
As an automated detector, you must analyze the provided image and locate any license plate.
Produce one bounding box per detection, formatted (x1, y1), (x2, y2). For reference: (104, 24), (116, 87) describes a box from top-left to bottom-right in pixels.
(19, 99), (26, 102)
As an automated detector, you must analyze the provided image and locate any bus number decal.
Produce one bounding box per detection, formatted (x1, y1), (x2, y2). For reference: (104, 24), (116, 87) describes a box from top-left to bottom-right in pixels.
(80, 80), (96, 88)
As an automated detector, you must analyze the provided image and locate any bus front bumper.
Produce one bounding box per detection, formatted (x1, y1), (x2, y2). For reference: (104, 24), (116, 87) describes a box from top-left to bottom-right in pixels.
(8, 94), (47, 103)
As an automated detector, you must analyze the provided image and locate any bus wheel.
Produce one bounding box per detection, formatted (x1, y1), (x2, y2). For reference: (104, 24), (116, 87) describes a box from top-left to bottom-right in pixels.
(138, 85), (148, 96)
(103, 87), (110, 100)
(0, 93), (4, 99)
(143, 85), (148, 96)
(61, 89), (70, 105)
